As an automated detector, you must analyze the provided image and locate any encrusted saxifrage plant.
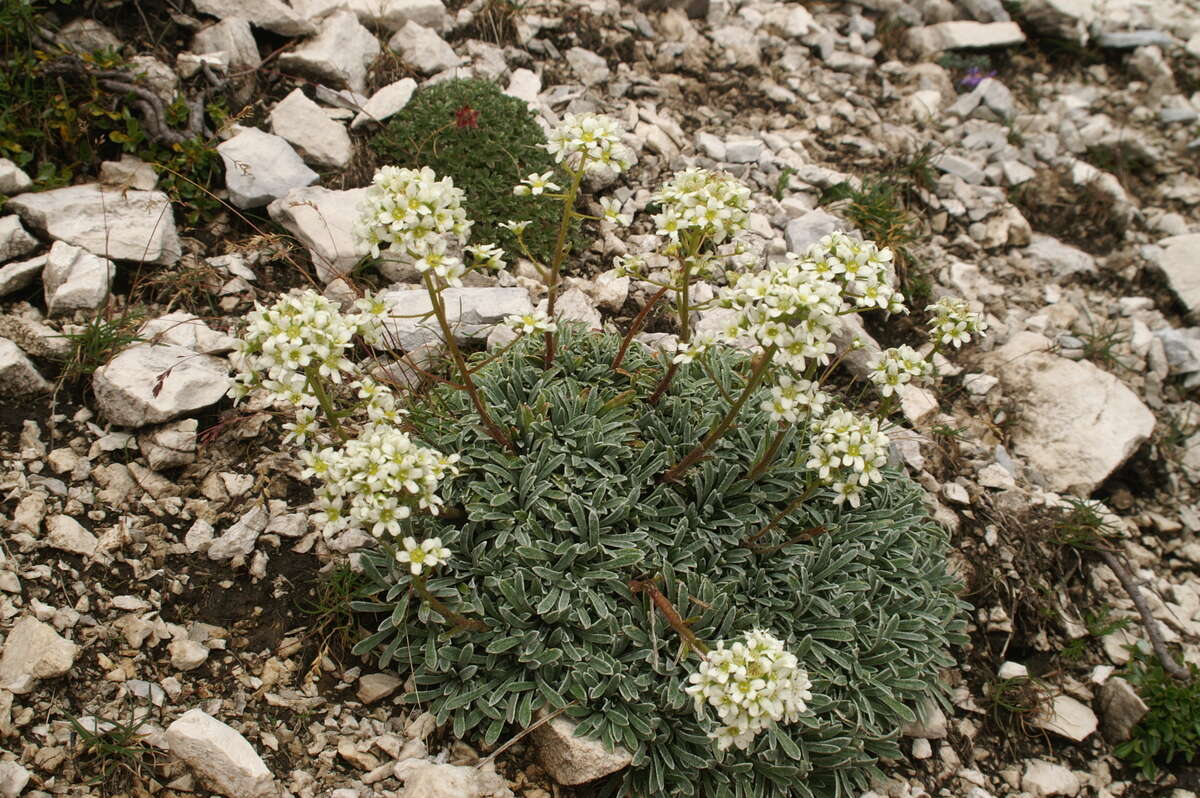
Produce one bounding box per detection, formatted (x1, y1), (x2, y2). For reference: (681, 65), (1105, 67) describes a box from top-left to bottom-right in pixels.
(231, 111), (990, 798)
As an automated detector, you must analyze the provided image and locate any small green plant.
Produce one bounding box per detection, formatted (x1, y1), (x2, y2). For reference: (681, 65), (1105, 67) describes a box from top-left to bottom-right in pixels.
(1159, 406), (1199, 463)
(773, 166), (796, 201)
(57, 309), (145, 381)
(68, 707), (163, 794)
(1050, 496), (1119, 549)
(985, 673), (1049, 735)
(371, 78), (568, 263)
(298, 562), (373, 666)
(1115, 648), (1200, 779)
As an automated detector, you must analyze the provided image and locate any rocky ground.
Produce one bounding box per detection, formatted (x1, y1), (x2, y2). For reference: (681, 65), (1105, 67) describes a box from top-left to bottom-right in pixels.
(1, 0), (1200, 796)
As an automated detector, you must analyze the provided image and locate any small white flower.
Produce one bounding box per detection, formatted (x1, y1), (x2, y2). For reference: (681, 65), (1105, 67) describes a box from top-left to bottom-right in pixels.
(466, 243), (507, 271)
(396, 536), (452, 576)
(500, 219), (531, 236)
(513, 171), (562, 196)
(599, 197), (630, 226)
(504, 311), (557, 335)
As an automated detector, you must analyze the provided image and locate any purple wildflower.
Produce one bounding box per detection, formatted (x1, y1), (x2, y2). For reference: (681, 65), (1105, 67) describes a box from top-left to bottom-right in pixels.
(959, 66), (997, 89)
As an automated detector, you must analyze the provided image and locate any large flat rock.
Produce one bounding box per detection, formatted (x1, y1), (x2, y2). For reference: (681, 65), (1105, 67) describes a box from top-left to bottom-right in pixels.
(982, 332), (1154, 494)
(267, 186), (369, 283)
(93, 343), (231, 428)
(7, 184), (180, 265)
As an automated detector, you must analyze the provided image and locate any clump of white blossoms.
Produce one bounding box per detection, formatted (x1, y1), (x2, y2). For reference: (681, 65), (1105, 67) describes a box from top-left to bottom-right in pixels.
(545, 113), (634, 174)
(356, 165), (472, 263)
(306, 423), (459, 538)
(868, 345), (932, 397)
(801, 232), (906, 314)
(926, 296), (988, 348)
(717, 258), (843, 374)
(807, 409), (891, 508)
(685, 629), (813, 752)
(229, 289), (387, 402)
(653, 168), (753, 248)
(396, 536), (452, 576)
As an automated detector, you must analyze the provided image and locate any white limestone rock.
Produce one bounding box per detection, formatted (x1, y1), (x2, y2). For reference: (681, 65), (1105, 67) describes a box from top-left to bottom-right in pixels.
(907, 21), (1026, 53)
(193, 17), (263, 71)
(140, 312), (238, 354)
(217, 128), (318, 209)
(270, 89), (353, 168)
(293, 0), (447, 30)
(538, 287), (601, 330)
(267, 186), (369, 283)
(0, 616), (79, 694)
(169, 639), (210, 671)
(982, 332), (1154, 494)
(505, 69), (541, 105)
(165, 709), (276, 798)
(565, 47), (609, 85)
(99, 154), (158, 191)
(0, 761), (30, 798)
(533, 714), (632, 786)
(92, 343), (231, 428)
(1032, 694), (1098, 742)
(139, 419), (200, 470)
(351, 78), (417, 129)
(46, 515), (99, 557)
(208, 505), (270, 561)
(379, 287), (532, 350)
(394, 760), (511, 797)
(1024, 234), (1096, 280)
(389, 21), (461, 74)
(0, 159), (32, 195)
(7, 184), (180, 265)
(1156, 233), (1200, 317)
(1098, 676), (1148, 742)
(192, 0), (314, 36)
(357, 673), (403, 704)
(1021, 759), (1081, 796)
(785, 209), (844, 253)
(1020, 0), (1095, 45)
(43, 241), (114, 316)
(278, 10), (381, 92)
(0, 337), (49, 396)
(0, 216), (37, 264)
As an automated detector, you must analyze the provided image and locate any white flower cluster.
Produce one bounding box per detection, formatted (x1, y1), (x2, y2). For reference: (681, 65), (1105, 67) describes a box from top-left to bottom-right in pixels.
(305, 423), (459, 538)
(652, 168), (753, 247)
(800, 232), (905, 313)
(356, 165), (472, 263)
(867, 345), (932, 397)
(684, 629), (813, 752)
(396, 536), (451, 576)
(807, 409), (890, 508)
(545, 113), (633, 174)
(718, 259), (843, 374)
(229, 289), (387, 403)
(926, 297), (988, 348)
(762, 376), (829, 424)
